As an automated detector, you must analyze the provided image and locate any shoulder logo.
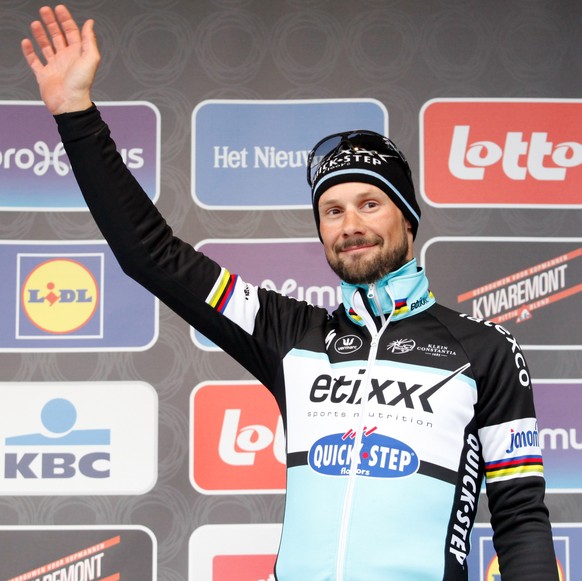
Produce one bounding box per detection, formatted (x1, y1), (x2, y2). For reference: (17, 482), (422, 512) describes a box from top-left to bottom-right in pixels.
(334, 334), (363, 355)
(386, 338), (416, 354)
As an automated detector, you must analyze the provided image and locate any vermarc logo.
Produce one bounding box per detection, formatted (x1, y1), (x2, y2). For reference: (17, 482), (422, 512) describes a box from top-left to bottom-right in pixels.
(334, 335), (363, 355)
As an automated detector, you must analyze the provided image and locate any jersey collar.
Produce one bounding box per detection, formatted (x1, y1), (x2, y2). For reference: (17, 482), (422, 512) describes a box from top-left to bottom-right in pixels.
(341, 258), (435, 326)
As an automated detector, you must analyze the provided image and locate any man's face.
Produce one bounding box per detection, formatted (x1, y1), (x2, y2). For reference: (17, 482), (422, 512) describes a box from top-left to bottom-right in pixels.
(318, 182), (414, 285)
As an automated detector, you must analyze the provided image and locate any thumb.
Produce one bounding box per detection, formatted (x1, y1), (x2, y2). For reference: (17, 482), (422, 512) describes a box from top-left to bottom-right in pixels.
(81, 19), (101, 63)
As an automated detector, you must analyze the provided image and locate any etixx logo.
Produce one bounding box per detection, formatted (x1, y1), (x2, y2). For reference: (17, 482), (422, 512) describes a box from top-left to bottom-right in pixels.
(308, 427), (418, 478)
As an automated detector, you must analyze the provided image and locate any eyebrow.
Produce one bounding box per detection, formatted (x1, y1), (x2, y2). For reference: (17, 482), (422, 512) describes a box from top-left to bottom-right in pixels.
(319, 189), (385, 208)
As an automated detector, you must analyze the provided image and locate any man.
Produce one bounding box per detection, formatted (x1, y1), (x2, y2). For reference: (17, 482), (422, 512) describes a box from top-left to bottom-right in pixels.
(22, 6), (558, 579)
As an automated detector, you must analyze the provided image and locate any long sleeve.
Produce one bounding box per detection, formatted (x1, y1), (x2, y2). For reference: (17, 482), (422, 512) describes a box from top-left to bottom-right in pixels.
(54, 105), (321, 389)
(472, 320), (558, 579)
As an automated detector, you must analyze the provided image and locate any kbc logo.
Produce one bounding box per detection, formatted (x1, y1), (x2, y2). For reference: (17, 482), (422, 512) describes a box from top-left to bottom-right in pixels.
(191, 382), (285, 494)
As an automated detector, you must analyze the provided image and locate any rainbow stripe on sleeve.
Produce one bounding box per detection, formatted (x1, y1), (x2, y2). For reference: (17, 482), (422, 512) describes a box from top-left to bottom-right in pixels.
(485, 454), (544, 483)
(206, 267), (238, 313)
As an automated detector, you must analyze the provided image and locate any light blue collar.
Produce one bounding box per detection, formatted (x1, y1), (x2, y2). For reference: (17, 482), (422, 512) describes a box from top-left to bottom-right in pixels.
(341, 258), (435, 326)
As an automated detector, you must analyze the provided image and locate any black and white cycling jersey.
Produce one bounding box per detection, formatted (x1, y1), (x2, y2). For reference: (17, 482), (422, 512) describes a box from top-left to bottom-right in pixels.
(56, 106), (558, 580)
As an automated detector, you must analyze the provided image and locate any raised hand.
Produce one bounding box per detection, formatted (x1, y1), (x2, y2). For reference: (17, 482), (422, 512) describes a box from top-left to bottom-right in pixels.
(21, 4), (100, 115)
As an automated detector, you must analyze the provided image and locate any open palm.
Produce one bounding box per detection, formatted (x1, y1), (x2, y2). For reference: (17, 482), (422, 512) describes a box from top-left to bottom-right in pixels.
(22, 5), (100, 115)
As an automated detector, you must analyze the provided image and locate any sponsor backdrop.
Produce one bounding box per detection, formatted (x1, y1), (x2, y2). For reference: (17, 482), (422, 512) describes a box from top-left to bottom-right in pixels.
(1, 1), (581, 579)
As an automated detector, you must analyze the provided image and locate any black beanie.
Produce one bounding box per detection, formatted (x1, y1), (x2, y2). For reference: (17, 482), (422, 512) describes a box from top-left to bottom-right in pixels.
(311, 146), (421, 240)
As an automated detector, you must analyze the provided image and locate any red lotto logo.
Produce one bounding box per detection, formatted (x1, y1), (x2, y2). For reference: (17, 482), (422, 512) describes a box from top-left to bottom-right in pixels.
(191, 382), (286, 494)
(421, 99), (582, 206)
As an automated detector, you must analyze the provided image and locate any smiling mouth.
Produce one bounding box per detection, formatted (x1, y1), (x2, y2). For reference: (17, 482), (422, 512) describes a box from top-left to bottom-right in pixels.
(340, 244), (375, 254)
(338, 238), (379, 254)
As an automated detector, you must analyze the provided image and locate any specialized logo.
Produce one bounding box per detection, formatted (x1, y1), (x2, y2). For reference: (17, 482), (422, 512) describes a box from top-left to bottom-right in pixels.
(386, 338), (416, 354)
(421, 99), (582, 206)
(334, 334), (363, 355)
(21, 258), (99, 334)
(458, 248), (582, 325)
(308, 427), (419, 478)
(191, 382), (285, 494)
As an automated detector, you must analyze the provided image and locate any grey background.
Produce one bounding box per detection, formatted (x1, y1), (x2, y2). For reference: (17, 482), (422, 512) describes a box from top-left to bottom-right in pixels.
(1, 0), (581, 579)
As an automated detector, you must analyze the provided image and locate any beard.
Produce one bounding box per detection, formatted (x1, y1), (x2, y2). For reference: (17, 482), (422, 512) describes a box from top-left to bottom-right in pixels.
(325, 220), (411, 285)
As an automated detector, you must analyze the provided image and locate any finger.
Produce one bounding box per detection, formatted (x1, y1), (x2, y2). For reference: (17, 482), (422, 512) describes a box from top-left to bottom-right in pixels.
(81, 19), (99, 61)
(54, 4), (83, 48)
(28, 19), (57, 63)
(38, 5), (70, 51)
(21, 38), (43, 73)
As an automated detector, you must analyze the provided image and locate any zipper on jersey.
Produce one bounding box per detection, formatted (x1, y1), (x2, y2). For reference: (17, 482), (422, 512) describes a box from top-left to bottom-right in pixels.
(367, 283), (386, 325)
(335, 285), (394, 581)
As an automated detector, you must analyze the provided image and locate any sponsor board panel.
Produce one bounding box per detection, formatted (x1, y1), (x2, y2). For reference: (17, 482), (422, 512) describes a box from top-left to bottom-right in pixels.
(192, 99), (387, 209)
(0, 101), (160, 211)
(191, 238), (340, 350)
(189, 524), (281, 581)
(534, 380), (582, 493)
(190, 381), (285, 494)
(0, 525), (156, 580)
(420, 98), (582, 207)
(420, 237), (582, 349)
(466, 523), (579, 580)
(0, 381), (157, 495)
(0, 241), (158, 352)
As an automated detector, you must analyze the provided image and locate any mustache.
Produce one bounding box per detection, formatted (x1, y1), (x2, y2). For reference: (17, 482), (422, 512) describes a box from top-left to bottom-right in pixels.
(335, 236), (382, 253)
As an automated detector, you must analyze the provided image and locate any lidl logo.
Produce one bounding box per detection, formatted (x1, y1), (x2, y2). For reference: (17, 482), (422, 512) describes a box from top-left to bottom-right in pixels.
(190, 382), (285, 494)
(21, 258), (99, 334)
(0, 241), (157, 351)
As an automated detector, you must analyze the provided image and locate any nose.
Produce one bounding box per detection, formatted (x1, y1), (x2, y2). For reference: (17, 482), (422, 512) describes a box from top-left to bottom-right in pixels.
(341, 207), (366, 237)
